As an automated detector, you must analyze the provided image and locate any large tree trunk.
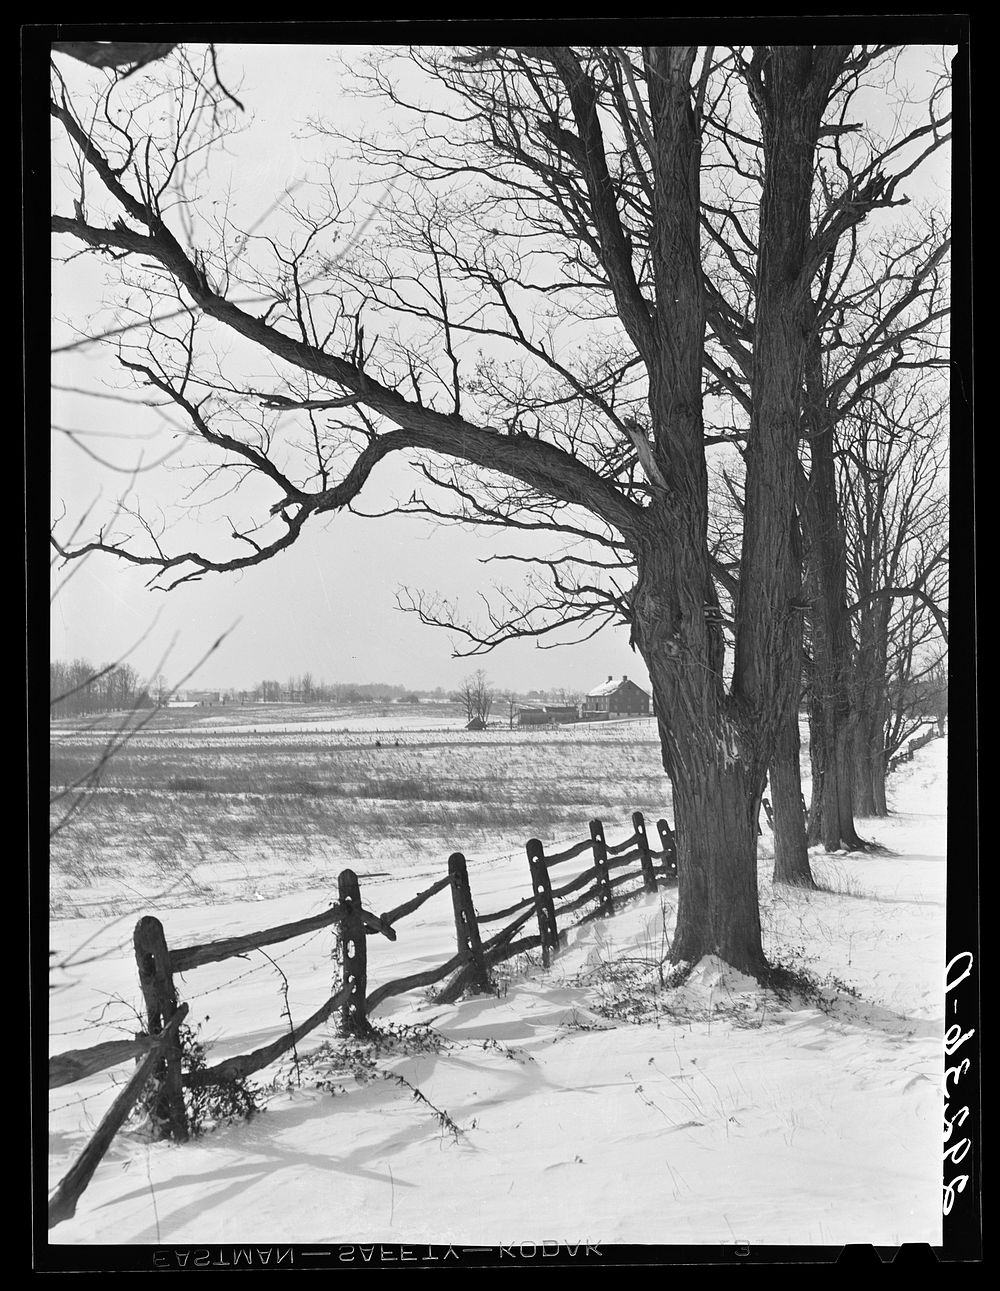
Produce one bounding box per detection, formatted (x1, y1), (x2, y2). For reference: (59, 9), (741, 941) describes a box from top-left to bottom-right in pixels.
(809, 708), (866, 849)
(629, 47), (838, 977)
(671, 757), (767, 973)
(634, 540), (769, 977)
(850, 596), (892, 820)
(629, 48), (772, 978)
(731, 48), (832, 893)
(871, 751), (889, 816)
(802, 335), (867, 852)
(852, 710), (888, 817)
(852, 719), (877, 816)
(770, 708), (814, 886)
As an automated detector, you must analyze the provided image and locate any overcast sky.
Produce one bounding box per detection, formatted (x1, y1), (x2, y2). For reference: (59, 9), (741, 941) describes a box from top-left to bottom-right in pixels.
(48, 41), (952, 696)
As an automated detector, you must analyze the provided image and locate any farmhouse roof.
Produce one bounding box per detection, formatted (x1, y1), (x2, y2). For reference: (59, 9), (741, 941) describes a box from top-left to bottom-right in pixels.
(586, 674), (648, 698)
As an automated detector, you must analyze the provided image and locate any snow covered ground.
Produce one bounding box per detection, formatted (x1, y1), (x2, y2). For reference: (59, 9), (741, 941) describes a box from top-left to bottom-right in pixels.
(48, 736), (947, 1247)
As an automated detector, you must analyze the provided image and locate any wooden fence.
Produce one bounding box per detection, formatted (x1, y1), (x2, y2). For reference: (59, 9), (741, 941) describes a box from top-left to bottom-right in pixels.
(887, 724), (941, 775)
(48, 809), (676, 1227)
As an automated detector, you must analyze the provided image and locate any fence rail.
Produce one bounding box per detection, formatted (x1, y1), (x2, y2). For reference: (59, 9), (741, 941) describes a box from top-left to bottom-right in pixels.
(47, 1004), (189, 1229)
(49, 1035), (157, 1090)
(887, 724), (940, 774)
(49, 807), (676, 1228)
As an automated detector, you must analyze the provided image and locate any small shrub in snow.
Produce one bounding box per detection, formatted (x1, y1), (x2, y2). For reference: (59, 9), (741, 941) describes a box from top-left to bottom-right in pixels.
(489, 948), (543, 996)
(764, 954), (863, 1010)
(182, 1025), (264, 1135)
(473, 1035), (536, 1064)
(562, 901), (694, 1025)
(385, 1072), (467, 1142)
(131, 1022), (263, 1139)
(291, 1023), (472, 1142)
(294, 1021), (448, 1096)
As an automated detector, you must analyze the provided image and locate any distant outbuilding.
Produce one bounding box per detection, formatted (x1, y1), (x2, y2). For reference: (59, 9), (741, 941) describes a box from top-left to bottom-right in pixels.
(582, 675), (650, 720)
(516, 705), (578, 728)
(465, 717), (487, 731)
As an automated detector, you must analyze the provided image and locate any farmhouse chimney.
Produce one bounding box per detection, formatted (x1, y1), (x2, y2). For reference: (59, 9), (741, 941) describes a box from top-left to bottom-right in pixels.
(607, 675), (613, 682)
(622, 675), (628, 681)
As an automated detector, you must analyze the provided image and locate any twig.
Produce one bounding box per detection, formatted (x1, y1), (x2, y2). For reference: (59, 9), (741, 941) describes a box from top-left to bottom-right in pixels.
(259, 949), (300, 1087)
(384, 1073), (467, 1143)
(144, 1143), (161, 1243)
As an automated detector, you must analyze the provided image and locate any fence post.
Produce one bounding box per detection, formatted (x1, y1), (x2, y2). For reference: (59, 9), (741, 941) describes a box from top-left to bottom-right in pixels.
(632, 811), (658, 893)
(448, 852), (492, 992)
(338, 869), (370, 1036)
(656, 819), (678, 879)
(525, 839), (559, 966)
(133, 915), (188, 1141)
(589, 819), (615, 917)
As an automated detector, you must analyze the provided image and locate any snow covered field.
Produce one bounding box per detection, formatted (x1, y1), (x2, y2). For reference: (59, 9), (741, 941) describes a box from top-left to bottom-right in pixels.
(48, 734), (947, 1247)
(48, 715), (674, 919)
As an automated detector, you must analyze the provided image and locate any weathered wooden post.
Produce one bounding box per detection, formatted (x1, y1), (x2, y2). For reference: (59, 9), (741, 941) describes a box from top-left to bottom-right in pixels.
(589, 819), (615, 917)
(133, 915), (188, 1141)
(448, 852), (492, 992)
(338, 869), (370, 1036)
(656, 818), (678, 879)
(525, 839), (559, 966)
(632, 811), (658, 893)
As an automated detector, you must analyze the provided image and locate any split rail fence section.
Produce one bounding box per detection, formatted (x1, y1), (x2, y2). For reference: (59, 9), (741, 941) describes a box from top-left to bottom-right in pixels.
(49, 810), (676, 1228)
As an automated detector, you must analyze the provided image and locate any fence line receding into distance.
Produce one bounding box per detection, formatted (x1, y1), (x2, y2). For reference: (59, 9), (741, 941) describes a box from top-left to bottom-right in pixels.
(48, 809), (677, 1228)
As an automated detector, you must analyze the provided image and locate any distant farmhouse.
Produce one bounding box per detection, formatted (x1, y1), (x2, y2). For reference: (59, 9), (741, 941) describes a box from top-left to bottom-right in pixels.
(167, 689), (226, 707)
(581, 675), (650, 720)
(515, 676), (652, 726)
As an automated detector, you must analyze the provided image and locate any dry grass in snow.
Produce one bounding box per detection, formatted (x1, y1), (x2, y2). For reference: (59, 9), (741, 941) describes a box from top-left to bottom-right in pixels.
(50, 712), (670, 919)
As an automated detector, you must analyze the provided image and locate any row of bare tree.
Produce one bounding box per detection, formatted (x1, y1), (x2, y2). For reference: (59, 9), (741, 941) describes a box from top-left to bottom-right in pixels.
(49, 659), (147, 718)
(48, 40), (954, 977)
(252, 677), (415, 704)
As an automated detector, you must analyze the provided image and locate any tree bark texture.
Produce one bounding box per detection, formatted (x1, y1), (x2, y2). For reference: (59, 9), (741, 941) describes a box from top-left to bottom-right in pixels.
(852, 714), (889, 817)
(850, 595), (893, 817)
(770, 708), (815, 885)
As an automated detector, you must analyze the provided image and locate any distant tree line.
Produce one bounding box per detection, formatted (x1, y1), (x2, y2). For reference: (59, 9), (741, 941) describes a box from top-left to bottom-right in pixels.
(50, 663), (594, 716)
(244, 678), (452, 704)
(249, 676), (404, 704)
(50, 658), (151, 717)
(241, 677), (585, 708)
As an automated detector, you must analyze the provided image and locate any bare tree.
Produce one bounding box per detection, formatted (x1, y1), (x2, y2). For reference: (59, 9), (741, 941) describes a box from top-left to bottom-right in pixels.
(500, 690), (520, 729)
(842, 379), (948, 814)
(802, 224), (948, 851)
(48, 43), (950, 976)
(458, 670), (494, 725)
(51, 39), (244, 106)
(694, 48), (951, 862)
